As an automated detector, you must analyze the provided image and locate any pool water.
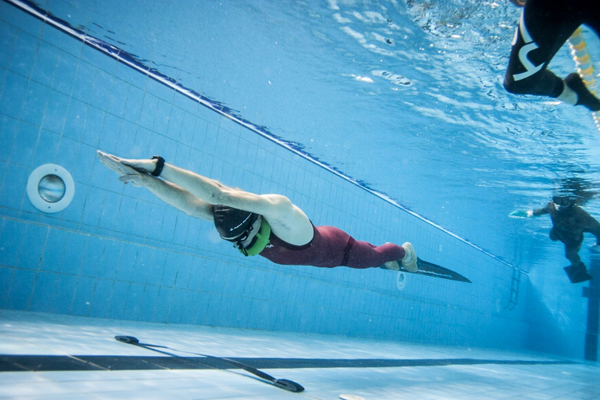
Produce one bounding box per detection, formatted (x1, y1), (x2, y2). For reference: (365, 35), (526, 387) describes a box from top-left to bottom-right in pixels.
(0, 0), (598, 385)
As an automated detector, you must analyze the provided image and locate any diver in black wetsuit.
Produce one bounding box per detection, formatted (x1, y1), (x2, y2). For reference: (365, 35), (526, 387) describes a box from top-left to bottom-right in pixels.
(511, 196), (600, 283)
(504, 0), (600, 111)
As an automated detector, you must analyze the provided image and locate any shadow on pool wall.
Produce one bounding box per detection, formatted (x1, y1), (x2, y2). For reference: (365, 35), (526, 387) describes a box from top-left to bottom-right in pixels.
(0, 0), (588, 359)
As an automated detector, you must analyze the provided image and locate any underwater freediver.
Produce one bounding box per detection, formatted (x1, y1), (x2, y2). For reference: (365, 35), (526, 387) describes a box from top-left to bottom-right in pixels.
(511, 196), (600, 283)
(504, 0), (600, 111)
(97, 150), (418, 272)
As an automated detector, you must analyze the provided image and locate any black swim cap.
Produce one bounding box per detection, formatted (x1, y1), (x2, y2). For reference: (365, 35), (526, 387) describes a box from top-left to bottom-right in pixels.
(213, 205), (259, 241)
(552, 196), (575, 208)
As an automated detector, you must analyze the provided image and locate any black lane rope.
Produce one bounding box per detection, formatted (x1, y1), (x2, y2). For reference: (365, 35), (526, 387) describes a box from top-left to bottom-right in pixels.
(114, 336), (304, 393)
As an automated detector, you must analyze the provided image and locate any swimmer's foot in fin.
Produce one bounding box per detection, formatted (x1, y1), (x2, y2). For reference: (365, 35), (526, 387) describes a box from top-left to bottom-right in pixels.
(564, 73), (600, 112)
(564, 262), (593, 284)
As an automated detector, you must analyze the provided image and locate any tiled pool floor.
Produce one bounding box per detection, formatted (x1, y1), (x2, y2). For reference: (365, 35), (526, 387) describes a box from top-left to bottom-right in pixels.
(0, 310), (598, 399)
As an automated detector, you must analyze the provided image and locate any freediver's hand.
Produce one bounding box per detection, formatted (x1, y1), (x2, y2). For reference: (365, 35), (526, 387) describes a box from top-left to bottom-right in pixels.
(97, 150), (146, 187)
(120, 157), (157, 174)
(509, 210), (532, 218)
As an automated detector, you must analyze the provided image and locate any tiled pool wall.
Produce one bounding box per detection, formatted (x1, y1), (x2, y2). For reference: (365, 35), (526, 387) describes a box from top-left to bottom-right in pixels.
(0, 0), (560, 354)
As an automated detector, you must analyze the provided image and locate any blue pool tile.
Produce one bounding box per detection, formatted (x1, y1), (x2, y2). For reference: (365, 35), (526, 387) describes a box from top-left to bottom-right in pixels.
(114, 195), (136, 234)
(62, 98), (88, 141)
(33, 129), (59, 164)
(0, 163), (31, 210)
(41, 90), (69, 133)
(80, 185), (105, 227)
(123, 85), (144, 123)
(51, 274), (77, 314)
(139, 92), (158, 129)
(0, 115), (18, 161)
(197, 103), (220, 126)
(17, 223), (48, 270)
(81, 45), (116, 75)
(132, 247), (153, 283)
(160, 207), (179, 243)
(115, 61), (147, 90)
(130, 199), (151, 237)
(175, 142), (191, 169)
(187, 257), (205, 290)
(90, 68), (112, 110)
(161, 137), (178, 164)
(146, 131), (167, 160)
(220, 116), (240, 136)
(130, 131), (151, 159)
(98, 191), (121, 230)
(167, 288), (186, 323)
(97, 112), (121, 153)
(146, 249), (167, 286)
(153, 99), (171, 135)
(59, 184), (88, 223)
(115, 119), (137, 155)
(39, 229), (68, 272)
(172, 214), (189, 246)
(89, 279), (113, 318)
(71, 276), (95, 316)
(152, 286), (173, 322)
(107, 280), (129, 319)
(138, 284), (159, 321)
(4, 4), (42, 36)
(191, 120), (208, 150)
(173, 92), (198, 115)
(123, 282), (144, 320)
(20, 80), (50, 127)
(6, 268), (35, 310)
(55, 135), (79, 172)
(10, 121), (39, 167)
(29, 271), (58, 312)
(51, 50), (78, 95)
(106, 77), (129, 118)
(178, 290), (197, 324)
(72, 61), (96, 104)
(72, 143), (96, 184)
(31, 41), (59, 88)
(223, 264), (241, 295)
(178, 111), (195, 146)
(199, 262), (217, 293)
(146, 78), (173, 102)
(191, 291), (210, 325)
(0, 219), (26, 267)
(80, 236), (105, 277)
(145, 203), (164, 241)
(184, 219), (202, 249)
(0, 267), (14, 307)
(0, 21), (18, 68)
(8, 30), (38, 78)
(174, 254), (193, 289)
(116, 243), (137, 282)
(98, 239), (122, 280)
(42, 25), (82, 57)
(161, 252), (180, 287)
(203, 294), (223, 326)
(62, 233), (87, 275)
(0, 71), (28, 118)
(81, 105), (105, 147)
(167, 108), (184, 143)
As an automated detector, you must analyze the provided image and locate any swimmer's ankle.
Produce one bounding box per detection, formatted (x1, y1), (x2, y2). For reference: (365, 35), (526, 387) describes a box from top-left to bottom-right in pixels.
(557, 81), (577, 105)
(564, 73), (600, 112)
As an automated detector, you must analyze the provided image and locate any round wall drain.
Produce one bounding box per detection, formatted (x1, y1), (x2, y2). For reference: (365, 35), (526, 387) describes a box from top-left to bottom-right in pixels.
(27, 164), (75, 213)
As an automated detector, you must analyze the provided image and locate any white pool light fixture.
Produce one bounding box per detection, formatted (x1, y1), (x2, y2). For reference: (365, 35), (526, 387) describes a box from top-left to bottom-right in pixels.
(27, 164), (75, 213)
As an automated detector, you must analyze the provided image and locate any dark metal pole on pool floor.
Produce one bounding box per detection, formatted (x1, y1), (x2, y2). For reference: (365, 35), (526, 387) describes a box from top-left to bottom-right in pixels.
(584, 253), (599, 361)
